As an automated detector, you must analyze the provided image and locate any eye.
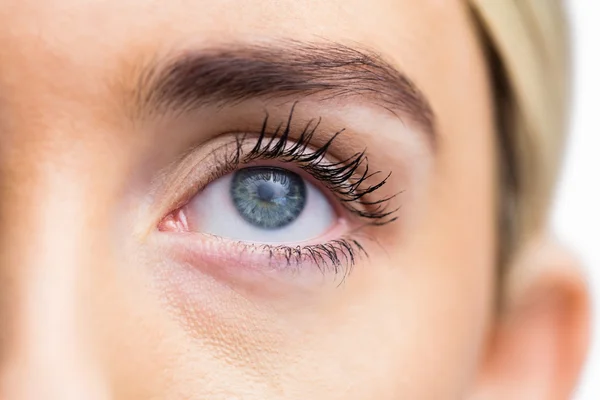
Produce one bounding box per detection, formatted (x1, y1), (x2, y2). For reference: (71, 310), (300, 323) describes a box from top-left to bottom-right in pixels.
(157, 108), (400, 277)
(182, 166), (337, 244)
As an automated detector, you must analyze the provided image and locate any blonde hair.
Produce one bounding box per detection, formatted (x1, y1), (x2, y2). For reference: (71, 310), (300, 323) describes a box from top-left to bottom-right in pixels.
(469, 1), (570, 258)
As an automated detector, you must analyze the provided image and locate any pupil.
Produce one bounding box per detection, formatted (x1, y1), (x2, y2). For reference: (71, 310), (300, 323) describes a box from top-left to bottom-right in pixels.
(230, 167), (306, 230)
(257, 182), (276, 202)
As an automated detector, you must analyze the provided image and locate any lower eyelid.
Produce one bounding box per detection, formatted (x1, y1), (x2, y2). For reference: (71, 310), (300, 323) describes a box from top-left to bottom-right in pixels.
(155, 231), (364, 288)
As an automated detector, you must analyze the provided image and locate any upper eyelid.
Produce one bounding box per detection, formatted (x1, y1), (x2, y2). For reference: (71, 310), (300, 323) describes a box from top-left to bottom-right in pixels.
(143, 104), (411, 235)
(183, 113), (399, 225)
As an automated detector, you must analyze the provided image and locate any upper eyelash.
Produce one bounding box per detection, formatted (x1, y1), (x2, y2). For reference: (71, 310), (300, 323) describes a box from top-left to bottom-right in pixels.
(226, 104), (400, 225)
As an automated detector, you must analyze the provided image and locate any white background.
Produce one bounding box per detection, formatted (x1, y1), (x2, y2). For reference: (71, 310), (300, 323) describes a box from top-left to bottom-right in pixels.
(553, 1), (599, 399)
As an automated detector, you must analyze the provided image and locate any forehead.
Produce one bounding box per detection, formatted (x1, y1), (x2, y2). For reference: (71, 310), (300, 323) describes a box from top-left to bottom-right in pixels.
(0, 0), (466, 39)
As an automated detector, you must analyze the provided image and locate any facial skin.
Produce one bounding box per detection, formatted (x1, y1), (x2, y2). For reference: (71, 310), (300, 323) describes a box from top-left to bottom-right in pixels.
(0, 1), (589, 399)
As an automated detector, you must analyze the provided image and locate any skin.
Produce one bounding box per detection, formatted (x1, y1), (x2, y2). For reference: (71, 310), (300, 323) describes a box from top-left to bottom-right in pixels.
(0, 0), (590, 399)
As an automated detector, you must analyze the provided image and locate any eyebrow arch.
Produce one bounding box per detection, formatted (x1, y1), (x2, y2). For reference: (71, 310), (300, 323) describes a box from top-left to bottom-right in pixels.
(132, 40), (436, 139)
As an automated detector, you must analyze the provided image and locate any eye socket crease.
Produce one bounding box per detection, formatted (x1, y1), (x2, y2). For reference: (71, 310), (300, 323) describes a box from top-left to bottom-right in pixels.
(121, 40), (437, 146)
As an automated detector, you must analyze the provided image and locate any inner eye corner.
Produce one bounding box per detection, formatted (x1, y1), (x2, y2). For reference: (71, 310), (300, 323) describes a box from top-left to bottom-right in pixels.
(158, 207), (189, 233)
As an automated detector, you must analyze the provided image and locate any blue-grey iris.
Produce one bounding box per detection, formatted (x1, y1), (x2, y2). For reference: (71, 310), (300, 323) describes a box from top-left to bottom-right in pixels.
(230, 167), (307, 229)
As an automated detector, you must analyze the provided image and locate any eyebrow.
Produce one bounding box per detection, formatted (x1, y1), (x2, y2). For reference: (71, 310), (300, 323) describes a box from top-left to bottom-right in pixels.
(132, 41), (435, 137)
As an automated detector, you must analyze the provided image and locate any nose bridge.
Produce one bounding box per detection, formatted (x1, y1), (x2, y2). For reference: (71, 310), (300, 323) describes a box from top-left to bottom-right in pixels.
(0, 166), (110, 399)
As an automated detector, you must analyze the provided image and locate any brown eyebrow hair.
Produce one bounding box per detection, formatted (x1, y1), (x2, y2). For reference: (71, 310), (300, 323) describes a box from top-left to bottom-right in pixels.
(132, 41), (435, 137)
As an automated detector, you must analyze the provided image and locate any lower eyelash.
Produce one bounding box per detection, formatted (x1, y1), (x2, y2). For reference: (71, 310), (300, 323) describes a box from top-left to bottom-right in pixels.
(188, 234), (369, 280)
(261, 238), (368, 277)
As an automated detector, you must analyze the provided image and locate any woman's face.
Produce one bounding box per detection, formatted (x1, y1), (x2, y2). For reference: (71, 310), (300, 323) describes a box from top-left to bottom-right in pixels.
(0, 0), (498, 398)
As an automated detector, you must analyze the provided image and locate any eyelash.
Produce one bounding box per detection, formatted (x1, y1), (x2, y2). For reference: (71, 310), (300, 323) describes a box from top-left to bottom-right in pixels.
(217, 237), (370, 279)
(167, 105), (398, 276)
